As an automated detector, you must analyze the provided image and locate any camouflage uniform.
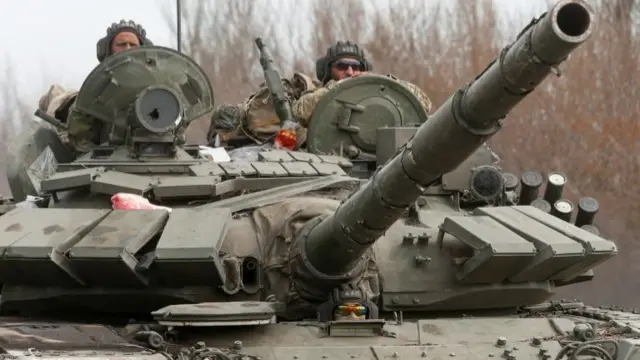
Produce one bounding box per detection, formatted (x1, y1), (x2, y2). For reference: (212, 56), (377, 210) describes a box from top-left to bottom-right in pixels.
(292, 75), (432, 127)
(65, 101), (105, 153)
(208, 72), (320, 148)
(37, 20), (152, 154)
(38, 85), (108, 153)
(37, 84), (78, 149)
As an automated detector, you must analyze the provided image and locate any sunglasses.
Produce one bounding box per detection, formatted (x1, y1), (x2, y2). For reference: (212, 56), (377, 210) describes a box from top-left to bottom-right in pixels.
(334, 303), (368, 317)
(333, 60), (364, 71)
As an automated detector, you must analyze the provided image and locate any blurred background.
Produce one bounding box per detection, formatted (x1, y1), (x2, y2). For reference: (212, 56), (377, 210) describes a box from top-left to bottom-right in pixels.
(0, 0), (636, 307)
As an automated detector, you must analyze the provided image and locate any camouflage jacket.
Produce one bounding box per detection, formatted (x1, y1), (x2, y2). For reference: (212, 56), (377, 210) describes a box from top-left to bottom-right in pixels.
(291, 74), (433, 127)
(65, 102), (105, 153)
(38, 84), (103, 154)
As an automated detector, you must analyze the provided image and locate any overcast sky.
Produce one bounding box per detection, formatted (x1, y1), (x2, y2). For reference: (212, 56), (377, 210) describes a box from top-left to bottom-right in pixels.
(0, 0), (175, 99)
(0, 0), (547, 106)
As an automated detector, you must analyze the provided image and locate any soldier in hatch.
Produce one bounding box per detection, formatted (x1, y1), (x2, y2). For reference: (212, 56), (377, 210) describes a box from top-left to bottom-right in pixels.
(38, 20), (153, 153)
(316, 286), (379, 322)
(332, 302), (368, 321)
(291, 40), (433, 128)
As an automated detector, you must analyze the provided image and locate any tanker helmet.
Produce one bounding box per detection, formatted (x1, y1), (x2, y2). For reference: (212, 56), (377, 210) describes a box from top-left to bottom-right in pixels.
(315, 41), (372, 84)
(96, 19), (154, 62)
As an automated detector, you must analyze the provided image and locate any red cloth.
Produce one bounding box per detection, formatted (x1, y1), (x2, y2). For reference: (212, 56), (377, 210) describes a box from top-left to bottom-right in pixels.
(110, 193), (172, 212)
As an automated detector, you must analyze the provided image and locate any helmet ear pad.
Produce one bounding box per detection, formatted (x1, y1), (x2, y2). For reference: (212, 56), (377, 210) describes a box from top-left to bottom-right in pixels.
(96, 37), (109, 63)
(315, 56), (330, 84)
(361, 59), (372, 72)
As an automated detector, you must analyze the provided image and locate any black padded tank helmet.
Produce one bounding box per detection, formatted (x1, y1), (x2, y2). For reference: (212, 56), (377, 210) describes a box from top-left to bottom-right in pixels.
(95, 19), (154, 62)
(315, 41), (372, 84)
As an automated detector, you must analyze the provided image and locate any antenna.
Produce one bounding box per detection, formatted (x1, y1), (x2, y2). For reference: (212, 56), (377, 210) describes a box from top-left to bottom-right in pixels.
(176, 0), (182, 52)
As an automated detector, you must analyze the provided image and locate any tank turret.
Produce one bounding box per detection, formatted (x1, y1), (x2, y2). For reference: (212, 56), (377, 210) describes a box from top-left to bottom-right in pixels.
(0, 2), (626, 359)
(290, 0), (600, 294)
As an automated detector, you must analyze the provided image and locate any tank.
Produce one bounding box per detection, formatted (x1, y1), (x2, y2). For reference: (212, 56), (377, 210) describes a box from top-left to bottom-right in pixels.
(0, 1), (628, 359)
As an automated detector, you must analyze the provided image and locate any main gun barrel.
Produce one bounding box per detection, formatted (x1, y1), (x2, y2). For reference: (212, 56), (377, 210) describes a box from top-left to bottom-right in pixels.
(300, 0), (595, 279)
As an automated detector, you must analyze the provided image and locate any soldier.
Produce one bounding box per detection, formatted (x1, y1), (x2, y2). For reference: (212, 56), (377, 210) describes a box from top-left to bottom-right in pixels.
(317, 286), (379, 322)
(38, 20), (153, 153)
(291, 41), (432, 127)
(207, 73), (320, 149)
